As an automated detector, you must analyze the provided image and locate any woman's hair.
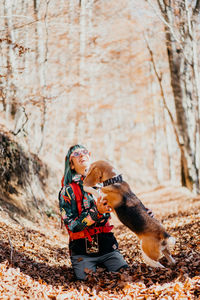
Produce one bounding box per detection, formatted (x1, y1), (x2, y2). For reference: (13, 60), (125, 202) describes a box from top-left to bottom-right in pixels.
(63, 144), (87, 185)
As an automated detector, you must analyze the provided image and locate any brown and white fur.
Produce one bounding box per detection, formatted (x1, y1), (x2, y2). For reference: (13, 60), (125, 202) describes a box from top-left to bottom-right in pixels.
(83, 160), (176, 268)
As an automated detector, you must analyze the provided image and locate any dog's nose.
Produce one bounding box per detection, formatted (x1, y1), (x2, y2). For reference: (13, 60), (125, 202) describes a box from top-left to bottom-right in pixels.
(84, 168), (89, 176)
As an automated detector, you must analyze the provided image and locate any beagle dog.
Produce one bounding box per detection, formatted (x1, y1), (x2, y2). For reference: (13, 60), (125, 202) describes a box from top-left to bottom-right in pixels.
(83, 160), (175, 268)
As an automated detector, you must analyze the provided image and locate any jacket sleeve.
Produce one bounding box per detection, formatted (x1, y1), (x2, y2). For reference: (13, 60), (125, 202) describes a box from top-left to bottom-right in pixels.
(59, 185), (110, 232)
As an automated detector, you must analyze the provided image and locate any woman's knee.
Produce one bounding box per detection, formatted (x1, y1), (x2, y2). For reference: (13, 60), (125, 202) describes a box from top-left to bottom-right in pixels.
(71, 255), (97, 280)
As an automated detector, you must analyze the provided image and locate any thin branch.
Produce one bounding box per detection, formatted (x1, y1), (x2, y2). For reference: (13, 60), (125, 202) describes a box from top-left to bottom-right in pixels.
(0, 9), (70, 33)
(144, 34), (182, 149)
(185, 0), (194, 40)
(44, 0), (50, 63)
(0, 15), (33, 20)
(37, 0), (50, 154)
(146, 0), (193, 66)
(0, 19), (40, 33)
(146, 0), (181, 44)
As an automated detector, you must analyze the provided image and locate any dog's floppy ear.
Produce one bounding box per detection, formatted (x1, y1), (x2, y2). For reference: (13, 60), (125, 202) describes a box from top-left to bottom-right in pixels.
(90, 166), (102, 181)
(84, 166), (102, 186)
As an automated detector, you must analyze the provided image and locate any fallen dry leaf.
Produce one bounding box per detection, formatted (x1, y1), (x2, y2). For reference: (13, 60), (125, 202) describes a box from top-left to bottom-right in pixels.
(0, 187), (199, 299)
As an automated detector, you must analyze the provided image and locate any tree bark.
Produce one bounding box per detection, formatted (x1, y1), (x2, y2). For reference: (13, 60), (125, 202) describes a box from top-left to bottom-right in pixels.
(156, 0), (200, 193)
(33, 0), (49, 154)
(4, 0), (18, 119)
(149, 63), (164, 183)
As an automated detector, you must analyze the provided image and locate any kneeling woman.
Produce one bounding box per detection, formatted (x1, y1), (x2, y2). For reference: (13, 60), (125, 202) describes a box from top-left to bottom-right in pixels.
(59, 144), (128, 280)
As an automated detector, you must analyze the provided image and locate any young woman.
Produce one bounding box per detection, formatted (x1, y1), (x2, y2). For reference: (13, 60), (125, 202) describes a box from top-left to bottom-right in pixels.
(59, 144), (128, 280)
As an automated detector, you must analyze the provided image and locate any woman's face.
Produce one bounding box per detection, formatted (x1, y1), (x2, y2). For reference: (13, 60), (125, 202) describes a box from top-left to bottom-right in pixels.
(70, 148), (90, 175)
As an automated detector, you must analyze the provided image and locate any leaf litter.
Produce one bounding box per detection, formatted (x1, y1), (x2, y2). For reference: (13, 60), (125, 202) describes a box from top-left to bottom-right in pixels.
(0, 187), (199, 299)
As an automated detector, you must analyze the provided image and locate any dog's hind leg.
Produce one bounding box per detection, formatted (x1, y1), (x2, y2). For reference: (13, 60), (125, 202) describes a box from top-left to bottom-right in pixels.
(140, 237), (165, 268)
(141, 248), (165, 268)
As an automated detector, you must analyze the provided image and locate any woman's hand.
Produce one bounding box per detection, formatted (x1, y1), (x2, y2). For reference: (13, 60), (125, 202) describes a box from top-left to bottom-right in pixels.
(96, 196), (112, 214)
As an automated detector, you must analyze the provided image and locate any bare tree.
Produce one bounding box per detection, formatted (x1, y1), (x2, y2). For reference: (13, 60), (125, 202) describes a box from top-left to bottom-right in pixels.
(146, 0), (200, 193)
(146, 35), (178, 184)
(4, 0), (17, 119)
(33, 0), (49, 154)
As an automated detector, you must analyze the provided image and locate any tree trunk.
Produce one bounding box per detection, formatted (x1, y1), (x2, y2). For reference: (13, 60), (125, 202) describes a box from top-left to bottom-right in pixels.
(33, 0), (48, 154)
(157, 0), (200, 193)
(4, 0), (18, 119)
(150, 63), (164, 183)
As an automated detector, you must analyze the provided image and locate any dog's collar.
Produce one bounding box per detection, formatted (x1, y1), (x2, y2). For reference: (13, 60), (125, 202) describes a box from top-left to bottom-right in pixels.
(103, 174), (123, 187)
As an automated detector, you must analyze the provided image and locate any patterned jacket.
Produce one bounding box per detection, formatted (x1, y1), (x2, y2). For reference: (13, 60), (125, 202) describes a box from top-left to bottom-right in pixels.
(59, 176), (118, 255)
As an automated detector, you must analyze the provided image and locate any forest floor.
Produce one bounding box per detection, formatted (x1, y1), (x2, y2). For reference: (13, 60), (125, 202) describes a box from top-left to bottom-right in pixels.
(0, 185), (199, 299)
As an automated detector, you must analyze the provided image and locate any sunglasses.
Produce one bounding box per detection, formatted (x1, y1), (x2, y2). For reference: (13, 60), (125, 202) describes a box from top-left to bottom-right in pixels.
(70, 149), (89, 158)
